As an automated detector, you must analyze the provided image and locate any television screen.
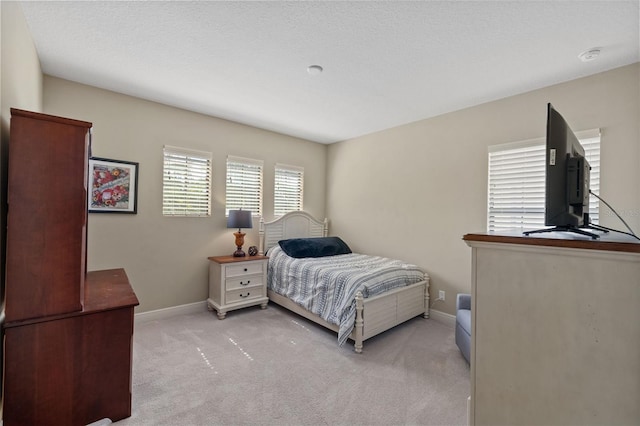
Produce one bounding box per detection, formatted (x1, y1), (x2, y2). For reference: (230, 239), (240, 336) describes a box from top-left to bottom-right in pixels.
(524, 103), (602, 239)
(545, 103), (589, 228)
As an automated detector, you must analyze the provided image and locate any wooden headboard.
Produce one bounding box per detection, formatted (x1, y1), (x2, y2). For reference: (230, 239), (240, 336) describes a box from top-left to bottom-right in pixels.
(259, 211), (328, 255)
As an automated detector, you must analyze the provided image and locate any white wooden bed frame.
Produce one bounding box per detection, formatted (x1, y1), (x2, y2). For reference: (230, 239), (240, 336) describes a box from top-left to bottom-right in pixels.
(259, 211), (430, 353)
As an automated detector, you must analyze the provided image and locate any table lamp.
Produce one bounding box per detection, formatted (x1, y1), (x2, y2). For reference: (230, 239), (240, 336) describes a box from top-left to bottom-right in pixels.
(227, 209), (252, 257)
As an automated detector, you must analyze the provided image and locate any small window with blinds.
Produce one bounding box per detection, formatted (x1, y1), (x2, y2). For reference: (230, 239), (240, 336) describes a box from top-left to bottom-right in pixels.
(163, 145), (212, 216)
(226, 156), (263, 216)
(487, 130), (600, 232)
(274, 164), (304, 216)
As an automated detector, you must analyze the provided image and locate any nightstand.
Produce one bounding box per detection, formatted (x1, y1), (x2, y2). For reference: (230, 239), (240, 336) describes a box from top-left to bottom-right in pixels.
(206, 255), (269, 319)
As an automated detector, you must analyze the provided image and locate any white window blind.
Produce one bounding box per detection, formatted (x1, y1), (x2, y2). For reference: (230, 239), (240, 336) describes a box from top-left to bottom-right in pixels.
(487, 129), (600, 232)
(274, 164), (304, 216)
(163, 145), (212, 216)
(226, 156), (263, 216)
(581, 135), (600, 224)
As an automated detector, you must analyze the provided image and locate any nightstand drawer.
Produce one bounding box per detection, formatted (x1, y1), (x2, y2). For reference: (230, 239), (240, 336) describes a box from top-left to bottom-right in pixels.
(226, 274), (263, 291)
(226, 287), (263, 304)
(226, 262), (264, 277)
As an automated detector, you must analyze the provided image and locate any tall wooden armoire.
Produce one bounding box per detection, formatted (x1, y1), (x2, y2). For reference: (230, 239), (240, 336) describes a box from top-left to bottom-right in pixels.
(3, 109), (139, 425)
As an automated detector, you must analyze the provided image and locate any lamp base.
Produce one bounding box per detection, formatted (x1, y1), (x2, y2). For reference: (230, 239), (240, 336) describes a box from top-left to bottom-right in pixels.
(232, 231), (247, 257)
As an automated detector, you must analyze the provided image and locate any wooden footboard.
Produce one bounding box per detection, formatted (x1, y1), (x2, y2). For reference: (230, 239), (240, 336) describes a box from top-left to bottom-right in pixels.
(267, 277), (430, 353)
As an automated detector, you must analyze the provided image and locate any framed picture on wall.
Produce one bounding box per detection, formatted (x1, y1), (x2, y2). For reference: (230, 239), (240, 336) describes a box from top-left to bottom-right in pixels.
(88, 157), (139, 214)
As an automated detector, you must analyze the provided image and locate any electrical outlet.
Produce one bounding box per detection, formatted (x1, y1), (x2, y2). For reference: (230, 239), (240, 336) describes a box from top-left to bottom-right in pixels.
(439, 290), (445, 301)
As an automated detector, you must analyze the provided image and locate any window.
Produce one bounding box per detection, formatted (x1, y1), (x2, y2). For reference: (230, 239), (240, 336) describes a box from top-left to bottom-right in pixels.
(274, 164), (304, 216)
(226, 156), (263, 216)
(487, 129), (600, 232)
(162, 145), (212, 216)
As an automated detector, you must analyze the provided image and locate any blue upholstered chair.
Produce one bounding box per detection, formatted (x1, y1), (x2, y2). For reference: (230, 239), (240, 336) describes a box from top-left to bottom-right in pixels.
(455, 293), (471, 364)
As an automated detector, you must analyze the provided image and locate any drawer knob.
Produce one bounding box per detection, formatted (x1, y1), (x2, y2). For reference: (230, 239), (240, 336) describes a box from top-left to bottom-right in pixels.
(240, 280), (250, 286)
(244, 268), (248, 272)
(240, 292), (250, 298)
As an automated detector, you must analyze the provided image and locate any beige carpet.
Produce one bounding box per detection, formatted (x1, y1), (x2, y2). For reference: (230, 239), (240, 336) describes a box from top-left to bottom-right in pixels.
(115, 304), (470, 426)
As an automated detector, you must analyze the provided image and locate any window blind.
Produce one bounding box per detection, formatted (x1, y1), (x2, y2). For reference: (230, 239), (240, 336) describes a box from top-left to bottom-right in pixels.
(163, 145), (212, 216)
(274, 164), (304, 216)
(487, 130), (600, 232)
(226, 156), (263, 216)
(581, 135), (600, 224)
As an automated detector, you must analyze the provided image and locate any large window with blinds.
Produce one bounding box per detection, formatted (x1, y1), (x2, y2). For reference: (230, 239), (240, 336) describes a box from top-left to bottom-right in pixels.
(162, 145), (212, 216)
(226, 156), (263, 216)
(487, 129), (600, 232)
(274, 164), (304, 216)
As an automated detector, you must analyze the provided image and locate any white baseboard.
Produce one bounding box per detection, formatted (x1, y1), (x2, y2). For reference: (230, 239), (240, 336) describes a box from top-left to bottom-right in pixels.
(133, 300), (458, 329)
(428, 309), (456, 328)
(135, 300), (207, 324)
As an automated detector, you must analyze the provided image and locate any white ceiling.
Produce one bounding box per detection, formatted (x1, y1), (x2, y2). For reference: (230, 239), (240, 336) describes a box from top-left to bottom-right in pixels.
(19, 1), (640, 144)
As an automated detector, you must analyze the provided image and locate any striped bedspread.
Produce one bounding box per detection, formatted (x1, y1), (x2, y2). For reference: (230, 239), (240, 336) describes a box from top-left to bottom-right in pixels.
(267, 245), (425, 346)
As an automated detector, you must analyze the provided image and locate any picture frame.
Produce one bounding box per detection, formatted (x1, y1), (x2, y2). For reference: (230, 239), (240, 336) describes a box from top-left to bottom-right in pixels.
(88, 157), (139, 214)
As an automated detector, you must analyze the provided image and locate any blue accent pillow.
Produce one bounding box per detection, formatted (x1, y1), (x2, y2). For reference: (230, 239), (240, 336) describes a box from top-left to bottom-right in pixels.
(278, 237), (352, 258)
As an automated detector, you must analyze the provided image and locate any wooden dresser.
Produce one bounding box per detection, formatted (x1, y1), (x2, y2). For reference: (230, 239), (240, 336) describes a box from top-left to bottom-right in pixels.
(3, 109), (139, 425)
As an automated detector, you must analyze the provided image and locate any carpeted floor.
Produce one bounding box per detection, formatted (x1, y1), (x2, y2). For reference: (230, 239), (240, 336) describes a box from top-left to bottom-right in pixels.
(115, 304), (470, 426)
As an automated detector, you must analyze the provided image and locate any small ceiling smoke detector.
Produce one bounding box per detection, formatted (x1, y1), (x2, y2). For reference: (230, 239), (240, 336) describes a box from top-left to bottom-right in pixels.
(307, 65), (323, 75)
(578, 48), (601, 62)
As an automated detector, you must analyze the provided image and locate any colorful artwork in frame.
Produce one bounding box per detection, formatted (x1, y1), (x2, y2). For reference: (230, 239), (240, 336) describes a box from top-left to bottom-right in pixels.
(88, 157), (139, 214)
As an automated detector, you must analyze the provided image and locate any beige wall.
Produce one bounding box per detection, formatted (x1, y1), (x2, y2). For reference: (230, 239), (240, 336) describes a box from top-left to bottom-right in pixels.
(327, 63), (640, 316)
(1, 0), (43, 298)
(44, 76), (327, 312)
(0, 2), (43, 119)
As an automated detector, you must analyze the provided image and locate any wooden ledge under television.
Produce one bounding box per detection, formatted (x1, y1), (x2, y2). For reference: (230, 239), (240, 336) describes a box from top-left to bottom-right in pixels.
(463, 230), (640, 253)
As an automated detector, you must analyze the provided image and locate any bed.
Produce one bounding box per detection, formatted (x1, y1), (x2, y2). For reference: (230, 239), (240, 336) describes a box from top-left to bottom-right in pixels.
(258, 211), (430, 353)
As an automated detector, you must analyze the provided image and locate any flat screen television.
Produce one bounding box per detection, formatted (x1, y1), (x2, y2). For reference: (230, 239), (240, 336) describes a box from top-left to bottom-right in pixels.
(524, 103), (604, 239)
